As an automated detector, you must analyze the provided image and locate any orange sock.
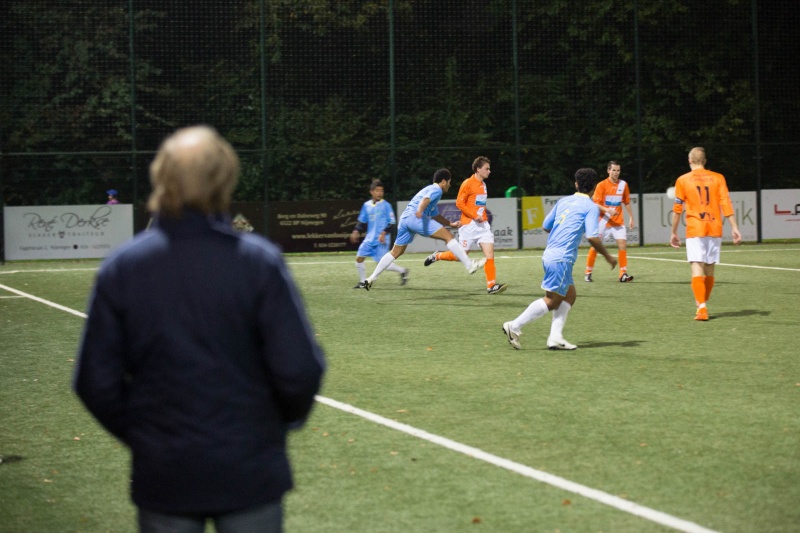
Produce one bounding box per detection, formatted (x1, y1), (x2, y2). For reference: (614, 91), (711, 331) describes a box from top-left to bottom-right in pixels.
(485, 258), (496, 288)
(619, 249), (627, 274)
(586, 248), (597, 273)
(705, 276), (715, 301)
(437, 251), (457, 261)
(691, 276), (706, 306)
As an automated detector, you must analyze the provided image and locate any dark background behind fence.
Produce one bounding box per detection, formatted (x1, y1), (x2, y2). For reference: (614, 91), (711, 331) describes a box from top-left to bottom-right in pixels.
(2, 1), (799, 232)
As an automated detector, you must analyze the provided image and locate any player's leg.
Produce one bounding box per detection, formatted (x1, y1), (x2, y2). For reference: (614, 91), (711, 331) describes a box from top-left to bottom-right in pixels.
(366, 222), (412, 289)
(548, 285), (577, 349)
(431, 226), (484, 273)
(702, 239), (720, 301)
(428, 229), (469, 264)
(354, 256), (367, 288)
(585, 220), (608, 281)
(366, 244), (407, 288)
(503, 260), (560, 348)
(615, 225), (633, 282)
(479, 240), (506, 294)
(585, 247), (597, 281)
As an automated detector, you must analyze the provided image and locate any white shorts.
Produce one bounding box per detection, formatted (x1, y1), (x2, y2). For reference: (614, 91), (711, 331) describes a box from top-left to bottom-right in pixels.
(597, 219), (627, 242)
(685, 236), (722, 264)
(457, 220), (494, 250)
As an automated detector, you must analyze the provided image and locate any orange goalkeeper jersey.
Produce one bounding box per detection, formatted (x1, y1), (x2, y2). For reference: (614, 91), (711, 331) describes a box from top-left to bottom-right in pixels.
(455, 175), (488, 226)
(592, 178), (630, 227)
(672, 168), (735, 238)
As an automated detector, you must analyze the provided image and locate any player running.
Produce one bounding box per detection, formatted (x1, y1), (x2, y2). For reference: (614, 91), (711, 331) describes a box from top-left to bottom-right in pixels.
(362, 168), (484, 291)
(424, 156), (508, 294)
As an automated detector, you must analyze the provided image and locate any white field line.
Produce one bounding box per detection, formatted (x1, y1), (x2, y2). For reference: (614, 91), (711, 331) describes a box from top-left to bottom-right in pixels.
(628, 255), (800, 272)
(0, 247), (798, 271)
(0, 283), (88, 318)
(0, 280), (721, 533)
(317, 395), (720, 533)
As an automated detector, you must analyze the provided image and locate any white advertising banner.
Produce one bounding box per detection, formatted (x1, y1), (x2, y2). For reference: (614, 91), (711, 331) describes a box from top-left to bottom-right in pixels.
(4, 204), (134, 260)
(641, 191), (758, 244)
(761, 189), (800, 239)
(396, 197), (518, 253)
(521, 195), (640, 249)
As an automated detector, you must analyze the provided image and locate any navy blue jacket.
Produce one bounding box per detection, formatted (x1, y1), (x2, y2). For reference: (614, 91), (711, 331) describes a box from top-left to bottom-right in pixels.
(74, 211), (326, 514)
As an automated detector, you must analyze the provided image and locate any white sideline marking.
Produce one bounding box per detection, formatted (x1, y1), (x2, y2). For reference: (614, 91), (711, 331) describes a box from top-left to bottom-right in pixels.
(0, 283), (88, 318)
(629, 255), (800, 272)
(316, 396), (720, 533)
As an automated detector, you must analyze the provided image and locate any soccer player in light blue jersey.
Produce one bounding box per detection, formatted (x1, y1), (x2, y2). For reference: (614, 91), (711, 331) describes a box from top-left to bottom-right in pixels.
(502, 168), (617, 350)
(362, 168), (485, 291)
(350, 179), (409, 288)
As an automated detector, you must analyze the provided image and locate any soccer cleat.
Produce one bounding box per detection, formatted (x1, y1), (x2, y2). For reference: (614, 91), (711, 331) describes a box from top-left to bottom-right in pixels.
(353, 282), (366, 289)
(424, 253), (439, 266)
(619, 273), (634, 282)
(694, 307), (709, 321)
(363, 279), (373, 291)
(400, 269), (410, 286)
(468, 258), (487, 275)
(547, 337), (577, 350)
(502, 322), (522, 350)
(584, 273), (593, 282)
(487, 283), (508, 295)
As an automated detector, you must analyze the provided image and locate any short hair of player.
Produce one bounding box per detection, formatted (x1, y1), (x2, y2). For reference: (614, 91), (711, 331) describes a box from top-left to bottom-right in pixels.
(432, 168), (452, 184)
(472, 156), (491, 173)
(689, 147), (707, 165)
(607, 160), (620, 170)
(370, 179), (384, 191)
(575, 168), (598, 194)
(147, 126), (239, 217)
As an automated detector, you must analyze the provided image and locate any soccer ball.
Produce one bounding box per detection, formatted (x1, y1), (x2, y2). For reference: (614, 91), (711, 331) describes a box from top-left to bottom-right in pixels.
(666, 186), (676, 199)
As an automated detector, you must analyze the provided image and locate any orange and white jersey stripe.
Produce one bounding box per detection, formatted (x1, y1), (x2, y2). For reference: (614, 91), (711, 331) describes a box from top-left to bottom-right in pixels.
(592, 178), (630, 227)
(455, 175), (488, 227)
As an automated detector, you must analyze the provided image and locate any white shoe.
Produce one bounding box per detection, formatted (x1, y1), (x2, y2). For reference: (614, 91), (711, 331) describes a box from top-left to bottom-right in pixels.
(547, 337), (577, 350)
(468, 258), (487, 275)
(502, 322), (522, 350)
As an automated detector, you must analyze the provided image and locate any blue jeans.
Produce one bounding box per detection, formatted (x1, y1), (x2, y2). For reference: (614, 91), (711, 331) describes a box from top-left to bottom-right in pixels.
(138, 500), (283, 533)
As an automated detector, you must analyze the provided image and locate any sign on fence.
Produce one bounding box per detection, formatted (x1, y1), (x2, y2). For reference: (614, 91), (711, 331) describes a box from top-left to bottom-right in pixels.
(4, 204), (133, 260)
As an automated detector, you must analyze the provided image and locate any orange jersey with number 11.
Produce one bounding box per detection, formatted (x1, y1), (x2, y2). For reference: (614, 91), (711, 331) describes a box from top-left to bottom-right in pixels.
(673, 168), (735, 238)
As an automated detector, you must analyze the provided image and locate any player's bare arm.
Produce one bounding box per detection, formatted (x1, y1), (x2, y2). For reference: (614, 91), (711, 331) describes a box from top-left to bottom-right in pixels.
(727, 214), (742, 245)
(625, 203), (635, 229)
(433, 214), (460, 228)
(415, 197), (431, 218)
(588, 236), (618, 269)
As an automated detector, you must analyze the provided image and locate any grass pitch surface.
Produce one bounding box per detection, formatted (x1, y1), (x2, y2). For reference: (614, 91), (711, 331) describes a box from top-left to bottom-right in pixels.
(1, 244), (798, 532)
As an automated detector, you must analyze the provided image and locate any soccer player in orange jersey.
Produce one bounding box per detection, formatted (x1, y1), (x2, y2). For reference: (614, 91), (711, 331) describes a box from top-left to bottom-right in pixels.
(584, 161), (636, 282)
(423, 156), (508, 294)
(670, 147), (742, 321)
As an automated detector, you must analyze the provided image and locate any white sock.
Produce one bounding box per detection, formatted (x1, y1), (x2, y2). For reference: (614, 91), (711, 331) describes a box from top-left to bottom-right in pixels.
(356, 261), (366, 282)
(368, 253), (395, 281)
(446, 239), (473, 270)
(549, 301), (572, 340)
(511, 299), (549, 331)
(386, 263), (406, 274)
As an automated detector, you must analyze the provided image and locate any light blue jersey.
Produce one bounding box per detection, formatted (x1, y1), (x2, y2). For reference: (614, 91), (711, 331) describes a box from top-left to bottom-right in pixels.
(356, 199), (396, 260)
(359, 199), (396, 245)
(542, 193), (601, 264)
(395, 183), (446, 246)
(401, 183), (443, 219)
